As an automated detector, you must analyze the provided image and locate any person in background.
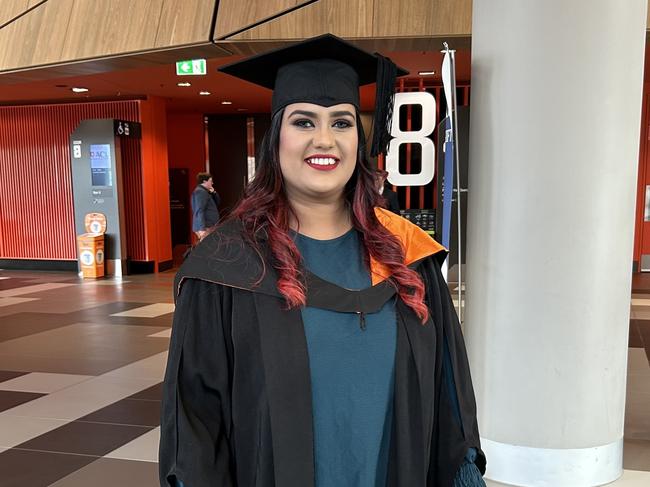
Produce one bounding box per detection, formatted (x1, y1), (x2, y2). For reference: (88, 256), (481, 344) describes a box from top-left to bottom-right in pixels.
(191, 172), (220, 241)
(376, 169), (400, 215)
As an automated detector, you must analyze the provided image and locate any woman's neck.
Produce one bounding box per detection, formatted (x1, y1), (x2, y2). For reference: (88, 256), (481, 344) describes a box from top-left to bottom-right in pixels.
(288, 193), (352, 240)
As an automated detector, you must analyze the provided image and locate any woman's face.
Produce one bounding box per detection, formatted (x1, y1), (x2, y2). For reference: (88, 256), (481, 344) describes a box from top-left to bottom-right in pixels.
(279, 102), (358, 204)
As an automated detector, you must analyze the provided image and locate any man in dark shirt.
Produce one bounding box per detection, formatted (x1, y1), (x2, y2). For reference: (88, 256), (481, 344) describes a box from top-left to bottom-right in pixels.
(191, 172), (220, 241)
(376, 169), (400, 215)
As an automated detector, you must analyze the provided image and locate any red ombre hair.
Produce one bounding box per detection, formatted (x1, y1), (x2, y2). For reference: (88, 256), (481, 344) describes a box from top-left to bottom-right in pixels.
(231, 109), (429, 322)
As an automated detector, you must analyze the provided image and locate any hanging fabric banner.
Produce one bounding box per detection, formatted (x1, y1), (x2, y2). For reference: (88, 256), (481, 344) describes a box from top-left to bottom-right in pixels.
(441, 43), (464, 320)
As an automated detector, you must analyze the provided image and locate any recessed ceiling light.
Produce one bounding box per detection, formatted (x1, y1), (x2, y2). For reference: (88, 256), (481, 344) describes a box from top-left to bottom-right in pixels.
(237, 108), (248, 112)
(199, 91), (211, 96)
(418, 70), (436, 76)
(177, 82), (191, 87)
(221, 101), (232, 105)
(71, 87), (89, 93)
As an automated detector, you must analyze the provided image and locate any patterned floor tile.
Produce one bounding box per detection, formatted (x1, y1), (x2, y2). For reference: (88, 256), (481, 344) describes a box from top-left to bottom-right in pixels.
(0, 297), (39, 308)
(79, 398), (161, 427)
(0, 449), (94, 487)
(49, 457), (158, 487)
(0, 283), (75, 298)
(0, 312), (77, 342)
(128, 383), (163, 401)
(148, 329), (171, 338)
(0, 372), (93, 393)
(110, 303), (175, 318)
(16, 420), (152, 456)
(105, 427), (160, 462)
(0, 323), (169, 375)
(0, 371), (28, 383)
(0, 390), (45, 413)
(0, 415), (70, 448)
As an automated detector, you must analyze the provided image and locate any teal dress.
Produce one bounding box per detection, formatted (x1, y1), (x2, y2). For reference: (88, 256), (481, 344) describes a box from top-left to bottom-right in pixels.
(295, 229), (396, 487)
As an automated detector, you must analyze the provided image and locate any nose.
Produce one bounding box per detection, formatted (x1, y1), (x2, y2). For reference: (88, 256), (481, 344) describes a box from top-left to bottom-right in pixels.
(313, 124), (335, 149)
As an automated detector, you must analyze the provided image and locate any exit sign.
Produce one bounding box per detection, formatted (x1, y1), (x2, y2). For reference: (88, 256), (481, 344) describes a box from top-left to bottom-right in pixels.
(176, 59), (207, 76)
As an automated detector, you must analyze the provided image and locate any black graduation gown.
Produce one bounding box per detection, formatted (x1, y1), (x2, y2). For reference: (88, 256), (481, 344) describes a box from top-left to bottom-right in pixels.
(159, 218), (486, 487)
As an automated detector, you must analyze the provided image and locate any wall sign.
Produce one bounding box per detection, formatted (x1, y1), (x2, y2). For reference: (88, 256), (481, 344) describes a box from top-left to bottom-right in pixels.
(113, 120), (141, 138)
(386, 91), (436, 187)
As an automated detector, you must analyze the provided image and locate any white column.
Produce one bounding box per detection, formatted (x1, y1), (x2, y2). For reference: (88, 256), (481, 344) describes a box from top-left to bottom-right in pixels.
(465, 1), (647, 486)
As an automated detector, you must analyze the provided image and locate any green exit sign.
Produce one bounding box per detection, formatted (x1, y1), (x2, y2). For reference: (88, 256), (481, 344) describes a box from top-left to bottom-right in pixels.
(176, 59), (207, 76)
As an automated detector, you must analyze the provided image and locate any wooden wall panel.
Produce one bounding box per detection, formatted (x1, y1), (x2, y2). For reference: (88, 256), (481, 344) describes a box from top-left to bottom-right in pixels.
(154, 0), (216, 47)
(0, 0), (30, 27)
(229, 0), (373, 40)
(0, 0), (219, 72)
(60, 0), (165, 60)
(0, 0), (74, 70)
(372, 0), (471, 37)
(227, 0), (470, 41)
(214, 0), (311, 38)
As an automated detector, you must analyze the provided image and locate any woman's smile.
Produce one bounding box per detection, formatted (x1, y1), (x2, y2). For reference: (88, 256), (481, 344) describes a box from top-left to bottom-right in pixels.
(304, 154), (340, 171)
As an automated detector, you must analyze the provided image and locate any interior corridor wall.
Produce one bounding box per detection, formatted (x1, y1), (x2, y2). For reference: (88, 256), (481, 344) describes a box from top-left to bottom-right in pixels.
(0, 101), (141, 262)
(167, 111), (206, 243)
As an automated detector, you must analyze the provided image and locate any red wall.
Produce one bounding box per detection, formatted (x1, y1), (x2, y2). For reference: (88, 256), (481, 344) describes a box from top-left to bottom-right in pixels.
(0, 101), (140, 260)
(167, 111), (206, 242)
(140, 97), (173, 268)
(633, 42), (650, 270)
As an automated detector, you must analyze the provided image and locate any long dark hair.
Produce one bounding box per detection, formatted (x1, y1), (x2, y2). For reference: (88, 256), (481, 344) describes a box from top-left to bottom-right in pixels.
(230, 109), (428, 321)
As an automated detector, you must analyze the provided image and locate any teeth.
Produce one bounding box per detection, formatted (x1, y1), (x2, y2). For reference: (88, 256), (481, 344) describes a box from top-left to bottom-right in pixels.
(308, 157), (337, 165)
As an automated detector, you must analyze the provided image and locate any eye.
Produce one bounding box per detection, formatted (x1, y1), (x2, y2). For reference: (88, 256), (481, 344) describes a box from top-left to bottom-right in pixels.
(333, 119), (353, 129)
(292, 119), (315, 128)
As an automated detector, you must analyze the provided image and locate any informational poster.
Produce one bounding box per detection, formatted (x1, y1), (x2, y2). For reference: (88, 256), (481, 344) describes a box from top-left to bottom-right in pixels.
(400, 209), (436, 236)
(90, 144), (112, 187)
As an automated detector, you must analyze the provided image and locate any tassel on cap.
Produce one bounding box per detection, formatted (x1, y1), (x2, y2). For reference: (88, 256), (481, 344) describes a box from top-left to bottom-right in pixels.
(370, 54), (398, 158)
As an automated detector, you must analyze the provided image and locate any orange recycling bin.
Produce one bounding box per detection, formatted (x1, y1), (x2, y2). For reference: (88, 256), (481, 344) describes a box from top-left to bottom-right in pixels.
(77, 233), (105, 279)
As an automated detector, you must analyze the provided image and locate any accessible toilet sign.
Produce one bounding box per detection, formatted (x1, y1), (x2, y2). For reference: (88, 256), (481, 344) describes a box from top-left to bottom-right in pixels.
(176, 59), (207, 76)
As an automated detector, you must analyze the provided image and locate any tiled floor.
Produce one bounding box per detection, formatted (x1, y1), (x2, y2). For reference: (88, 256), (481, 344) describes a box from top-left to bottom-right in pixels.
(0, 268), (648, 486)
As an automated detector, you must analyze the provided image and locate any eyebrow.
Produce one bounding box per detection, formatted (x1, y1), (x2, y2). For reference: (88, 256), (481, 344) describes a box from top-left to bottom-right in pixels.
(287, 109), (356, 119)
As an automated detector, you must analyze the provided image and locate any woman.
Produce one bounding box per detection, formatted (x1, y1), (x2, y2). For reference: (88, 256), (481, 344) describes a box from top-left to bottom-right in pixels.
(160, 34), (486, 487)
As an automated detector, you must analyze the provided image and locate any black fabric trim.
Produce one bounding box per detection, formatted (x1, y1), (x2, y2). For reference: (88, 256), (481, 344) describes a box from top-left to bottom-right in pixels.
(304, 271), (396, 313)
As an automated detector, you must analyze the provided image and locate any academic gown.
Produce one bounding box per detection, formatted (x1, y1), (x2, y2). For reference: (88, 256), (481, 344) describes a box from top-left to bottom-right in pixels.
(159, 207), (486, 487)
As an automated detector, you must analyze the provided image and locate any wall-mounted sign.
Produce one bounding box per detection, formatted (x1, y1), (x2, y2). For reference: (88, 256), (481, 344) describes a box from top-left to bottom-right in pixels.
(176, 59), (207, 76)
(113, 120), (141, 138)
(72, 140), (82, 159)
(386, 91), (436, 187)
(400, 209), (436, 234)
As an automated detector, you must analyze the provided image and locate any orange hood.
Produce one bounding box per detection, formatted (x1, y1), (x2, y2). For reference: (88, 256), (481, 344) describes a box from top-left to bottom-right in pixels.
(370, 207), (447, 285)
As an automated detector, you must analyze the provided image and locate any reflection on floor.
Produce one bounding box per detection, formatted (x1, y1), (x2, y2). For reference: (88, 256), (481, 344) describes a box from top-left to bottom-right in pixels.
(0, 269), (648, 486)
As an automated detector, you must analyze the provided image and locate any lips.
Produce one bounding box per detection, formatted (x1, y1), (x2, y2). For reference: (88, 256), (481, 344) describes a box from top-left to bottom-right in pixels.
(304, 155), (339, 171)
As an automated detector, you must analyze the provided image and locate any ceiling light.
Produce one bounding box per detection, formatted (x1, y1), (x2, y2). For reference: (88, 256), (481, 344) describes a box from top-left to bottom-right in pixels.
(71, 87), (89, 93)
(221, 101), (232, 105)
(418, 70), (436, 76)
(177, 82), (191, 87)
(237, 108), (248, 112)
(199, 91), (211, 96)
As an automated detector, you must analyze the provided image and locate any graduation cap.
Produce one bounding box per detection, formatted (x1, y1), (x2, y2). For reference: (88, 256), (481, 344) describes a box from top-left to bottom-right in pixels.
(218, 34), (408, 157)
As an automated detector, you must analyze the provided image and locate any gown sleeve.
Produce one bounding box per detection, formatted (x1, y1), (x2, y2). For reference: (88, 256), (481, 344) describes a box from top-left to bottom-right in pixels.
(422, 256), (487, 486)
(159, 278), (235, 487)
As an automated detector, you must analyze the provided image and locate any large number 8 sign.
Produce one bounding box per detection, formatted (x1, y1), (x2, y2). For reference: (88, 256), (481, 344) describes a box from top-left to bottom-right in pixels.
(385, 92), (437, 187)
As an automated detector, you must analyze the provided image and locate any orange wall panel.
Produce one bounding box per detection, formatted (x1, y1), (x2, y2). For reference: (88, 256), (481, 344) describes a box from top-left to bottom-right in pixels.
(0, 101), (140, 260)
(167, 111), (206, 198)
(139, 97), (173, 267)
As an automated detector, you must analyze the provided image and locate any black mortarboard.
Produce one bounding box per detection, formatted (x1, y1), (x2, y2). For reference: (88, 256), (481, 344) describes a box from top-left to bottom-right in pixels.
(218, 34), (408, 157)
